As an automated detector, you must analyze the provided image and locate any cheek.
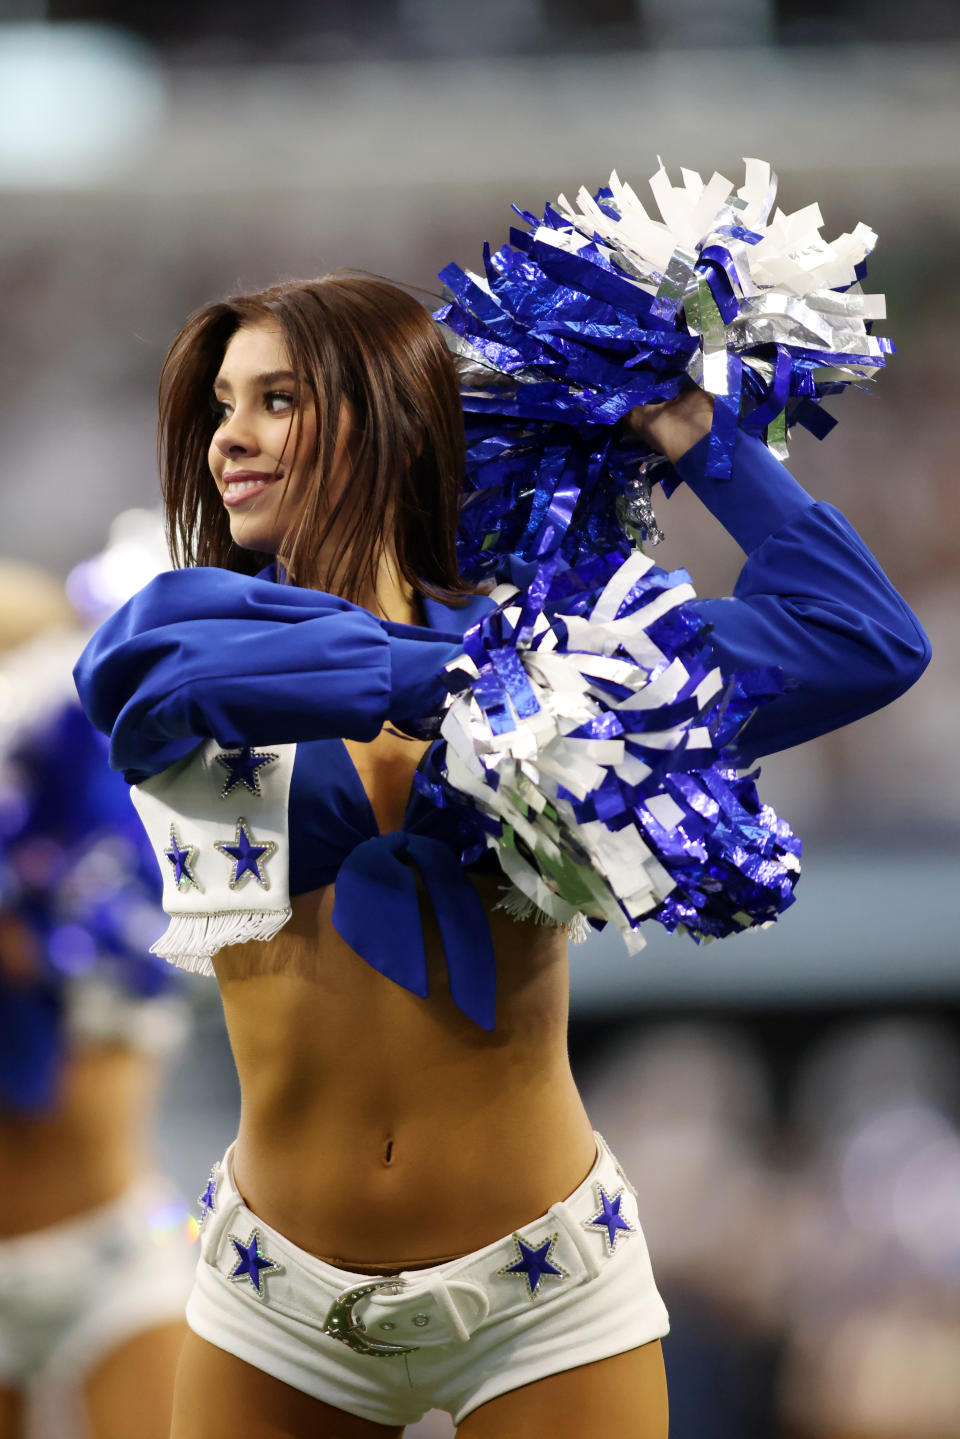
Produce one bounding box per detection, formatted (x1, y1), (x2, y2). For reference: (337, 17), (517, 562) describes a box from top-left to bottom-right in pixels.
(277, 416), (303, 467)
(283, 408), (320, 467)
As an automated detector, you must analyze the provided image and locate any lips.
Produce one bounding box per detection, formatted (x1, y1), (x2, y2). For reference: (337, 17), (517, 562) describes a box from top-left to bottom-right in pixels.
(221, 471), (283, 507)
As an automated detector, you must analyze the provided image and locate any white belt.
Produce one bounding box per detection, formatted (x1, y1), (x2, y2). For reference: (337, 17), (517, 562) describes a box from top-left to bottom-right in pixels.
(196, 1133), (642, 1357)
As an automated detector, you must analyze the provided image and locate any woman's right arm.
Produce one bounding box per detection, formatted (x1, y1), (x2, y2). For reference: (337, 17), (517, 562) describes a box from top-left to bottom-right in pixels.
(73, 569), (464, 783)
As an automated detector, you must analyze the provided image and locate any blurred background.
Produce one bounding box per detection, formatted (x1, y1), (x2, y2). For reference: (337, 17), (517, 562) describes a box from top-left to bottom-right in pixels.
(1, 2), (958, 1436)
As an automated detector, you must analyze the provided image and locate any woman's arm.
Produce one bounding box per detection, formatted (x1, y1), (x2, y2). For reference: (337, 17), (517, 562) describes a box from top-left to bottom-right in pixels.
(631, 391), (931, 765)
(73, 568), (465, 783)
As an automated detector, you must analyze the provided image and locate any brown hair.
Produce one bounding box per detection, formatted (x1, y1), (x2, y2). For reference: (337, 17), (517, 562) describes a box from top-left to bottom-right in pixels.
(158, 272), (479, 608)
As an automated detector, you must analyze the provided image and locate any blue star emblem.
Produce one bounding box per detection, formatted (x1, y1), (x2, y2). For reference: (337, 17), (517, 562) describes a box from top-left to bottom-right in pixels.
(227, 1228), (283, 1298)
(496, 1232), (567, 1298)
(583, 1184), (634, 1254)
(214, 818), (276, 889)
(197, 1166), (219, 1225)
(216, 745), (278, 799)
(164, 825), (199, 889)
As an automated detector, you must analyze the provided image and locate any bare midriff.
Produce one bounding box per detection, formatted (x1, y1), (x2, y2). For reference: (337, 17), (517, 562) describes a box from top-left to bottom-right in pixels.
(218, 730), (598, 1273)
(0, 1047), (159, 1236)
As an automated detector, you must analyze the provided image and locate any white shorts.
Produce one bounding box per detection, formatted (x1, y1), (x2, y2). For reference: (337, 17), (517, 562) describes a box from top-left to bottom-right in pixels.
(187, 1132), (670, 1428)
(0, 1177), (195, 1436)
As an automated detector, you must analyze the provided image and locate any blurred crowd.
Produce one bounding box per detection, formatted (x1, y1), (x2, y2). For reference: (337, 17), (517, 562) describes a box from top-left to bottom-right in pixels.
(585, 1018), (960, 1439)
(403, 1016), (960, 1438)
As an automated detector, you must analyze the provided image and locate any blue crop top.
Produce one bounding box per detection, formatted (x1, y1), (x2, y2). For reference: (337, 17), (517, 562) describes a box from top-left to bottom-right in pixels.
(74, 433), (931, 1028)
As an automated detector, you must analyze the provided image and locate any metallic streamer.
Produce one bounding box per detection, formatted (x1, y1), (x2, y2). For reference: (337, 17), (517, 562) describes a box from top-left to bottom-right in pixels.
(423, 550), (800, 949)
(439, 157), (891, 577)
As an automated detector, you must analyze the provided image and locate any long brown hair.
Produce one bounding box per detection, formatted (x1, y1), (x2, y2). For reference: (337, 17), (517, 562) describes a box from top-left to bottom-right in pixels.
(158, 272), (479, 607)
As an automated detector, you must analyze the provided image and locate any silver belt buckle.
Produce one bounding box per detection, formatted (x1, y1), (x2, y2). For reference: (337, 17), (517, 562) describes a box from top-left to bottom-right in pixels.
(322, 1276), (418, 1357)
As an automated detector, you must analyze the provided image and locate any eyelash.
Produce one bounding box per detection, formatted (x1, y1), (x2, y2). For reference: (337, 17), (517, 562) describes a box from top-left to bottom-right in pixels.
(209, 391), (294, 422)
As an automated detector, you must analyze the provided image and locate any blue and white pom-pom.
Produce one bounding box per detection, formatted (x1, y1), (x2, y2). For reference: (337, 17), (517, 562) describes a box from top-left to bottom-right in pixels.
(422, 549), (800, 948)
(437, 157), (891, 578)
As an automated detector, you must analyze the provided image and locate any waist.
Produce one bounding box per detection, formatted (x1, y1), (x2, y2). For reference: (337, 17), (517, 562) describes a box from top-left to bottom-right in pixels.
(216, 889), (586, 1262)
(230, 1075), (597, 1268)
(0, 1048), (159, 1236)
(193, 1129), (668, 1360)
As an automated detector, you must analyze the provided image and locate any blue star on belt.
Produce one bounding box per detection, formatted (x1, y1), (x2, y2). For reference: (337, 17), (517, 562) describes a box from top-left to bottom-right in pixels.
(164, 824), (199, 889)
(496, 1232), (567, 1297)
(216, 745), (278, 798)
(197, 1166), (219, 1225)
(583, 1184), (634, 1254)
(214, 818), (276, 889)
(227, 1229), (283, 1298)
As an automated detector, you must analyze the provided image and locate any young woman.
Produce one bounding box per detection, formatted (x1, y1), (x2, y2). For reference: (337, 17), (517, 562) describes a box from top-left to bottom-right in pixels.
(75, 274), (929, 1438)
(0, 568), (194, 1439)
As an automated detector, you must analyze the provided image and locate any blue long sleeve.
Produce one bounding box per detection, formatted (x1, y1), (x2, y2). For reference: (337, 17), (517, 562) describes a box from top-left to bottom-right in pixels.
(674, 430), (931, 764)
(74, 437), (931, 787)
(74, 568), (464, 783)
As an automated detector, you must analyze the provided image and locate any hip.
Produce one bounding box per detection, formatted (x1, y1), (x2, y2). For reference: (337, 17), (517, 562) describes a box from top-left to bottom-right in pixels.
(185, 1130), (669, 1428)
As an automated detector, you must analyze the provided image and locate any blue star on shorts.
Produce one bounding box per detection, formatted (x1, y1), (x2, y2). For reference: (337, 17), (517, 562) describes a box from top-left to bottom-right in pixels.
(496, 1232), (567, 1297)
(227, 1229), (283, 1298)
(197, 1167), (219, 1225)
(583, 1184), (634, 1254)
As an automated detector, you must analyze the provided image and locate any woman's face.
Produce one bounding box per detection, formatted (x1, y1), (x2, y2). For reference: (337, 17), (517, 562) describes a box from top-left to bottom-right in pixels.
(208, 319), (325, 556)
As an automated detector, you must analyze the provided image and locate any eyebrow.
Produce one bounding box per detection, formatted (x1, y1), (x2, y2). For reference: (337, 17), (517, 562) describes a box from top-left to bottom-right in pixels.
(211, 369), (298, 392)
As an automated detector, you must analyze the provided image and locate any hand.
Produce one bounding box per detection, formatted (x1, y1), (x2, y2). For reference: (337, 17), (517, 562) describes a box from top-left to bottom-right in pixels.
(623, 386), (715, 464)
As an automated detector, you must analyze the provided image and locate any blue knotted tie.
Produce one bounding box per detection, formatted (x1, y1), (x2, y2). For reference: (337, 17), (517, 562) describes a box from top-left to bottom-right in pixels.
(330, 832), (497, 1030)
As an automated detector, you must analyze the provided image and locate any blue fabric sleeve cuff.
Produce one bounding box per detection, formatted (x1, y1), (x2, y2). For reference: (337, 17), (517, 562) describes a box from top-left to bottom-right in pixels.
(383, 627), (463, 726)
(673, 429), (816, 553)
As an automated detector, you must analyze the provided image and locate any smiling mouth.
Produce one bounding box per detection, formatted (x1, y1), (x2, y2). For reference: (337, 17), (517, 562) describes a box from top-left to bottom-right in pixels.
(222, 474), (282, 507)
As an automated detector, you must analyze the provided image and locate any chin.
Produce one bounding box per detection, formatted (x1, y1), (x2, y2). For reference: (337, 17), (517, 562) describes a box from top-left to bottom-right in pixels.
(228, 525), (279, 555)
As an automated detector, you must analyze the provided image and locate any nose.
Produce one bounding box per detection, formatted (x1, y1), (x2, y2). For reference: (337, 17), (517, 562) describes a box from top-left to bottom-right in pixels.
(214, 411), (260, 459)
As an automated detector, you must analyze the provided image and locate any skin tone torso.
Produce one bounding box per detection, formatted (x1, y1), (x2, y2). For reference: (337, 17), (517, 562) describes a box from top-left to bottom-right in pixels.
(205, 321), (714, 1268)
(221, 789), (598, 1269)
(0, 1044), (157, 1236)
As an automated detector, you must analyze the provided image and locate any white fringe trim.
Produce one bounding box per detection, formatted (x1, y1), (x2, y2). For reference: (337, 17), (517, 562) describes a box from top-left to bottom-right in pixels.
(150, 909), (293, 975)
(492, 886), (591, 945)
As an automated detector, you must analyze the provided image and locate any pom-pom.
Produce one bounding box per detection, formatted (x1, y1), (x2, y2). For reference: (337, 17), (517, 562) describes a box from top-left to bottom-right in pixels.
(437, 157), (891, 578)
(425, 550), (801, 950)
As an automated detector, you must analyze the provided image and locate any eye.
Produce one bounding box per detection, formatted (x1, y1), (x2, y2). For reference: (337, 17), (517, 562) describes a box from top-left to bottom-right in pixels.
(265, 391), (294, 414)
(209, 395), (230, 423)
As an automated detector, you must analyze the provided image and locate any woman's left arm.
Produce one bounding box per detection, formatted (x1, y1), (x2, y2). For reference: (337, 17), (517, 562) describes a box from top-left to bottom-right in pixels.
(634, 393), (932, 766)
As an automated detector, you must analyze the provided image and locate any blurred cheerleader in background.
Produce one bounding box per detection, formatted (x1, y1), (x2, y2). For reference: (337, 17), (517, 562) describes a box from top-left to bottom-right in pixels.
(0, 535), (195, 1439)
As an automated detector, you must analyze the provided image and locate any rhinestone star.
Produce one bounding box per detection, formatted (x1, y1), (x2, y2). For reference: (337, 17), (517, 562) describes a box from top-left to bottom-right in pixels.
(164, 825), (199, 889)
(496, 1232), (567, 1298)
(583, 1184), (634, 1255)
(197, 1166), (219, 1226)
(227, 1229), (283, 1298)
(216, 746), (278, 799)
(214, 819), (276, 890)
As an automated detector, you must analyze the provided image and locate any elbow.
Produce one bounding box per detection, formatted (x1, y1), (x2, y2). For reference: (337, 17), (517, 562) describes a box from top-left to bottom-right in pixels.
(830, 617), (932, 735)
(877, 610), (932, 706)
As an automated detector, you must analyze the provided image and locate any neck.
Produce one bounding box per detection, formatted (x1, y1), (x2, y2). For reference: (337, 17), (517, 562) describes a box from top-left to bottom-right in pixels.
(360, 548), (422, 627)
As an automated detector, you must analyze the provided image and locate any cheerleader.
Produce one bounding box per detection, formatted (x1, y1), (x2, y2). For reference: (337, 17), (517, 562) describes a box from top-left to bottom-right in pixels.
(74, 165), (929, 1438)
(0, 564), (194, 1439)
